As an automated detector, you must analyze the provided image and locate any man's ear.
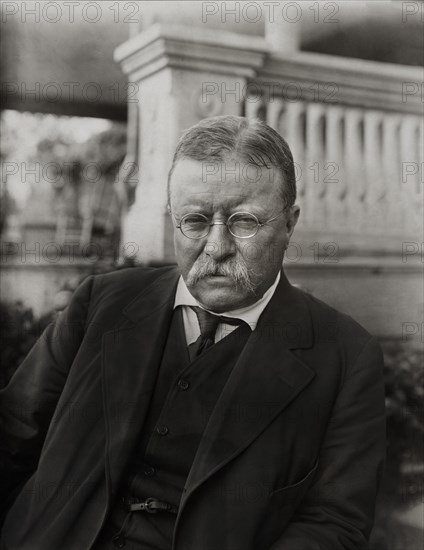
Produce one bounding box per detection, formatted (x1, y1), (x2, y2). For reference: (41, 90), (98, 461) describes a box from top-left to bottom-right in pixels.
(286, 205), (300, 237)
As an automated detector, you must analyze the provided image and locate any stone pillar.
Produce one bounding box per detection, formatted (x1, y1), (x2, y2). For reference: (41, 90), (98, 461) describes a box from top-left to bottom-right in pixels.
(264, 2), (302, 54)
(114, 24), (267, 264)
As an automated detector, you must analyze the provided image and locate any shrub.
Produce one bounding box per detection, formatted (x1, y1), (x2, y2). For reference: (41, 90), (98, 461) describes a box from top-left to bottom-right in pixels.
(0, 301), (54, 389)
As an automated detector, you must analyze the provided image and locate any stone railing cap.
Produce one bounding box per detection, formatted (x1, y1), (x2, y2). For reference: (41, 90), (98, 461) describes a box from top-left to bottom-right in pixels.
(265, 50), (424, 81)
(114, 22), (269, 63)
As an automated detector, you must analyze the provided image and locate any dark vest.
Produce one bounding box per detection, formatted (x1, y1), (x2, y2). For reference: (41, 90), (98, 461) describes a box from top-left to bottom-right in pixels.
(93, 307), (251, 549)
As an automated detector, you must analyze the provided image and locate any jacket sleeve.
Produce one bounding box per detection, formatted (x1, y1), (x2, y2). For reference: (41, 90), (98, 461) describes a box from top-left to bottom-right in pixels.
(270, 337), (386, 550)
(0, 276), (94, 521)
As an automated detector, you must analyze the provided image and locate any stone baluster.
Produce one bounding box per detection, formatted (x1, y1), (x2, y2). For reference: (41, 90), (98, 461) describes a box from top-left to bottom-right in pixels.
(266, 97), (285, 131)
(364, 111), (385, 234)
(244, 94), (266, 121)
(284, 102), (307, 213)
(381, 114), (402, 237)
(344, 108), (366, 236)
(325, 106), (346, 232)
(419, 115), (424, 167)
(304, 102), (327, 230)
(399, 115), (421, 237)
(418, 118), (424, 230)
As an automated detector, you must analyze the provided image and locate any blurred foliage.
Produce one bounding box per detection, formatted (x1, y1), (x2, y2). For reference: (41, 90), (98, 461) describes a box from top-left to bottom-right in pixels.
(0, 264), (138, 387)
(380, 341), (423, 507)
(383, 342), (423, 457)
(0, 187), (16, 237)
(0, 301), (54, 389)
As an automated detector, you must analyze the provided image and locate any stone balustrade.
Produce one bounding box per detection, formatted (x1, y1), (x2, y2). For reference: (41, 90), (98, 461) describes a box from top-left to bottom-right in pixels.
(245, 52), (423, 256)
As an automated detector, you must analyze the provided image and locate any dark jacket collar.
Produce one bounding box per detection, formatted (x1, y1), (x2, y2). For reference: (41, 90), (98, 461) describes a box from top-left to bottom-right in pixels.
(122, 266), (313, 349)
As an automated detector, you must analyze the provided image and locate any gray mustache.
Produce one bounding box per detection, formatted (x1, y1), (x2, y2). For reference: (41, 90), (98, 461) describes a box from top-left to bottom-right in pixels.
(186, 255), (255, 294)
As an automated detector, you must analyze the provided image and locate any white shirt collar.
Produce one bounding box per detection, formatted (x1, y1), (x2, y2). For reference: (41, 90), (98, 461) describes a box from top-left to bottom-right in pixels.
(173, 271), (281, 331)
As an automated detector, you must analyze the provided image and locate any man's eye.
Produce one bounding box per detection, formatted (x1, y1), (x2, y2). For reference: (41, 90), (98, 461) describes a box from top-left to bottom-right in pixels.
(182, 215), (208, 226)
(230, 215), (257, 228)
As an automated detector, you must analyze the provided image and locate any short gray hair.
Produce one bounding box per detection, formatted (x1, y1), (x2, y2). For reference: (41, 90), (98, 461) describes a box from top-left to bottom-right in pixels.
(167, 115), (296, 207)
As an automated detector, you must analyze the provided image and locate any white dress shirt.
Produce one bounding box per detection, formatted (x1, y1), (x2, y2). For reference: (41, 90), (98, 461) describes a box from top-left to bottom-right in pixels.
(173, 272), (281, 345)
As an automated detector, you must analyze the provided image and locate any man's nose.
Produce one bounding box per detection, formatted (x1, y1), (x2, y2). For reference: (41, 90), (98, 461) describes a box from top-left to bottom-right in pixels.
(204, 222), (236, 261)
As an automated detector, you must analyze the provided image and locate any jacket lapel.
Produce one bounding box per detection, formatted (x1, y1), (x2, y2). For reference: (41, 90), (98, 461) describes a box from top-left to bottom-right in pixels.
(101, 268), (179, 497)
(182, 273), (316, 499)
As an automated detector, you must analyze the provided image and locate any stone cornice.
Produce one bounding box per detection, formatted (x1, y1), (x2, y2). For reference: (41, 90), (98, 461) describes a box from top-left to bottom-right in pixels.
(115, 24), (422, 115)
(114, 23), (268, 81)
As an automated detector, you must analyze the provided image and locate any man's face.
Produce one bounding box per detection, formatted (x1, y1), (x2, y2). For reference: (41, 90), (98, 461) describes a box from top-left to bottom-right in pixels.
(169, 157), (299, 313)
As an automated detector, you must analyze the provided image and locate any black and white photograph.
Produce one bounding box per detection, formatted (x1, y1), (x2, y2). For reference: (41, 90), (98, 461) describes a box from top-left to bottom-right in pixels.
(0, 1), (423, 549)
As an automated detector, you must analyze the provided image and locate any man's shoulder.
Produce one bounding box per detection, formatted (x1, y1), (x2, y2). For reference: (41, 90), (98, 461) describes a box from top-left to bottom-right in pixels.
(295, 286), (374, 347)
(87, 264), (178, 313)
(94, 264), (177, 290)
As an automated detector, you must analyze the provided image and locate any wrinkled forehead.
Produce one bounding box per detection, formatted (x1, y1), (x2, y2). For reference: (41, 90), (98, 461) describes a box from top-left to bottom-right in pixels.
(169, 157), (282, 209)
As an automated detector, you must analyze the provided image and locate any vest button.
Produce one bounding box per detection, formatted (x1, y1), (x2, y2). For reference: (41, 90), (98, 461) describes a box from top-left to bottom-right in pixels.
(177, 379), (190, 390)
(156, 424), (169, 436)
(112, 534), (126, 548)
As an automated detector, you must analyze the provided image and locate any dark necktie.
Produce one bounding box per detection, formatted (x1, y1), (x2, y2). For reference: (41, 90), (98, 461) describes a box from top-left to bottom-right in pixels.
(188, 306), (244, 361)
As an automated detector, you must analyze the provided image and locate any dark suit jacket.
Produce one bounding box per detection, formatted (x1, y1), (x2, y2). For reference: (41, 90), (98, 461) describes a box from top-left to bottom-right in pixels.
(0, 266), (386, 550)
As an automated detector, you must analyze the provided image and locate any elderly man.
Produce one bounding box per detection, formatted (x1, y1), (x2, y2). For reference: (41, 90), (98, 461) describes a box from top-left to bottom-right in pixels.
(0, 116), (385, 550)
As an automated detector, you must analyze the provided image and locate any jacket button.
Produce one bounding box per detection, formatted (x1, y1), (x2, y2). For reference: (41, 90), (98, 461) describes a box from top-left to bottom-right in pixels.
(177, 379), (190, 390)
(113, 534), (126, 548)
(143, 464), (156, 477)
(156, 424), (169, 436)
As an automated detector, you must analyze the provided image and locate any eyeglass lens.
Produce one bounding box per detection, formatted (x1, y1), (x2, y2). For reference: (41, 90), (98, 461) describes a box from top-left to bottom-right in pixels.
(180, 213), (259, 239)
